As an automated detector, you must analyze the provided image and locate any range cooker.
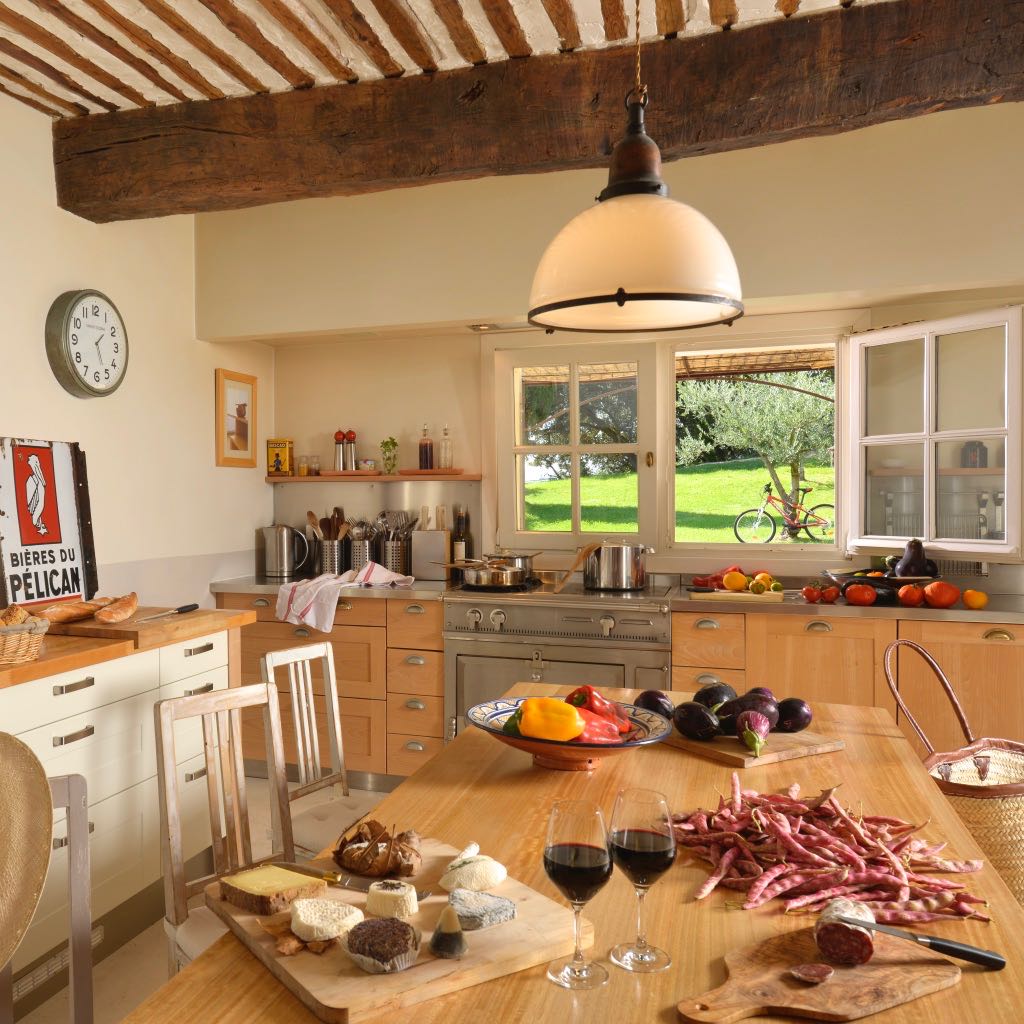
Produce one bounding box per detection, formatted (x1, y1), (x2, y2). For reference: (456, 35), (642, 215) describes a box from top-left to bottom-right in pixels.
(442, 577), (674, 738)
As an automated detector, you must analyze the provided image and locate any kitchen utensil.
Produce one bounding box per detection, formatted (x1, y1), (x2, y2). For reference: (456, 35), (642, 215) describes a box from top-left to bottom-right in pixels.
(134, 604), (200, 624)
(552, 543), (600, 594)
(833, 914), (1004, 970)
(381, 539), (409, 576)
(350, 539), (373, 573)
(663, 727), (844, 768)
(262, 525), (310, 578)
(319, 516), (332, 540)
(321, 539), (344, 575)
(275, 862), (431, 900)
(412, 531), (451, 581)
(460, 562), (526, 588)
(483, 551), (541, 576)
(677, 927), (960, 1023)
(583, 543), (650, 591)
(306, 510), (323, 540)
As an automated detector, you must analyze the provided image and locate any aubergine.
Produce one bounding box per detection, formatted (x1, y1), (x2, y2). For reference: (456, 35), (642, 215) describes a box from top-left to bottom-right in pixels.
(716, 693), (780, 736)
(673, 701), (722, 742)
(634, 689), (675, 720)
(895, 539), (929, 577)
(692, 682), (737, 710)
(872, 587), (898, 606)
(746, 686), (776, 700)
(776, 697), (813, 733)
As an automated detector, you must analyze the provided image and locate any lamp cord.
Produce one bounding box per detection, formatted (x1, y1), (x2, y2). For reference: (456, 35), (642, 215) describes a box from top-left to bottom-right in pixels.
(633, 0), (646, 102)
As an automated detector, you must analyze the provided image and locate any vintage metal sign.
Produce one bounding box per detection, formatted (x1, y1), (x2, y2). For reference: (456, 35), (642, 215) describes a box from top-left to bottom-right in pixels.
(0, 438), (98, 606)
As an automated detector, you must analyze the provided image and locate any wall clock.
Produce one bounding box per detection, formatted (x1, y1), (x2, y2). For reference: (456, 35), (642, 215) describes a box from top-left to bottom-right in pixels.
(45, 290), (128, 399)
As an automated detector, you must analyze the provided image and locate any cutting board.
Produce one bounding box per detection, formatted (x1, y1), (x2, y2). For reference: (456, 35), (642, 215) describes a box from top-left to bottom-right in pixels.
(677, 927), (961, 1022)
(688, 590), (786, 603)
(205, 839), (589, 1023)
(47, 607), (247, 650)
(664, 728), (844, 768)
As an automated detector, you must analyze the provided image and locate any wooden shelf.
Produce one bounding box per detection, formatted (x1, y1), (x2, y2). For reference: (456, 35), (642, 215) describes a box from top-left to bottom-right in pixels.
(267, 474), (482, 483)
(869, 467), (1005, 477)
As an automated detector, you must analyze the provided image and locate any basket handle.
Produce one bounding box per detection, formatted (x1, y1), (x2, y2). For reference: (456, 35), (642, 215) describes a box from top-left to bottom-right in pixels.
(882, 639), (975, 755)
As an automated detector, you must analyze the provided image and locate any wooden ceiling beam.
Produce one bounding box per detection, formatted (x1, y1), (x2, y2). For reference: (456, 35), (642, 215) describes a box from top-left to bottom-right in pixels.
(430, 0), (486, 65)
(0, 36), (117, 111)
(320, 0), (404, 78)
(0, 60), (86, 114)
(600, 0), (628, 43)
(653, 0), (685, 37)
(0, 2), (149, 106)
(0, 77), (59, 116)
(136, 0), (269, 94)
(251, 0), (357, 82)
(53, 0), (1024, 223)
(708, 0), (739, 30)
(540, 0), (581, 51)
(367, 0), (437, 73)
(478, 0), (531, 59)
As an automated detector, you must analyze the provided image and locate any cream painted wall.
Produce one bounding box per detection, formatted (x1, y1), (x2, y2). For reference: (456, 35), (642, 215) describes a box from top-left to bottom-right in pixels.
(196, 102), (1024, 341)
(0, 95), (274, 604)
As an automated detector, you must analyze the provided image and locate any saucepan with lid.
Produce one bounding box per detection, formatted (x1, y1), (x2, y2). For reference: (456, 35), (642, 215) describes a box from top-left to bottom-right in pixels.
(482, 550), (541, 577)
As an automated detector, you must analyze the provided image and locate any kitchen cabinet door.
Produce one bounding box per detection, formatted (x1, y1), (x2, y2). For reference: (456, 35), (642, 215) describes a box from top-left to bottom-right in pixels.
(896, 620), (1024, 759)
(745, 614), (896, 709)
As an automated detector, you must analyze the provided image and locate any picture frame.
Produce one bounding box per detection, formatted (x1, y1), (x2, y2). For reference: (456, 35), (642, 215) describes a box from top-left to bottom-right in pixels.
(215, 368), (258, 468)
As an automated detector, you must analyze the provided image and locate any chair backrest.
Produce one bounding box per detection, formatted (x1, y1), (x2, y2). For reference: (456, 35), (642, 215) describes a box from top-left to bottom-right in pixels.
(154, 683), (294, 927)
(260, 643), (349, 801)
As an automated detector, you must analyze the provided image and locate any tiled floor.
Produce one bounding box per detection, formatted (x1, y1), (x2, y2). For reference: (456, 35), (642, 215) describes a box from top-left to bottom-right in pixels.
(19, 781), (384, 1024)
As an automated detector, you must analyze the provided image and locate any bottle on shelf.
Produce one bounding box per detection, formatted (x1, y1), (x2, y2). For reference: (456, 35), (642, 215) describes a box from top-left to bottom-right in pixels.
(419, 423), (434, 470)
(452, 504), (472, 583)
(439, 424), (453, 470)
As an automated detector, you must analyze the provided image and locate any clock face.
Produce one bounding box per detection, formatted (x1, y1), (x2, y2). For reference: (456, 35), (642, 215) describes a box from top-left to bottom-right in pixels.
(46, 291), (128, 398)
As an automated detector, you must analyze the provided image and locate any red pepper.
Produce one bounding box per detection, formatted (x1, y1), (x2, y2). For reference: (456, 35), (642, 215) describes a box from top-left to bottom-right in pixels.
(572, 707), (622, 744)
(565, 685), (631, 734)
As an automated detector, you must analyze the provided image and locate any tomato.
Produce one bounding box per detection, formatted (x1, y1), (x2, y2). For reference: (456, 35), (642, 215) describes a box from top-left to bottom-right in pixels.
(898, 584), (925, 608)
(819, 585), (840, 604)
(923, 581), (961, 609)
(801, 585), (821, 604)
(723, 565), (743, 576)
(845, 584), (877, 606)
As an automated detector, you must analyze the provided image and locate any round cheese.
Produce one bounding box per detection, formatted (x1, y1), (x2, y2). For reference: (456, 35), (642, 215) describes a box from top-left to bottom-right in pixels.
(440, 855), (507, 892)
(366, 880), (418, 920)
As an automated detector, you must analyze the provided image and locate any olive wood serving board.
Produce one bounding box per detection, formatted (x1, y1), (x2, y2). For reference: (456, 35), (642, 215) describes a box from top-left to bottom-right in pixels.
(678, 927), (961, 1022)
(664, 728), (844, 768)
(205, 838), (590, 1023)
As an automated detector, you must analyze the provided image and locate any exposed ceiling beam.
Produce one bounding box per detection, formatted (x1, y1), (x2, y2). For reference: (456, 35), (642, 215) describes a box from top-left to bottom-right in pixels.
(320, 0), (404, 77)
(0, 60), (87, 115)
(653, 0), (685, 37)
(430, 0), (487, 65)
(539, 0), (581, 51)
(0, 36), (117, 111)
(251, 0), (357, 82)
(708, 0), (739, 30)
(478, 0), (531, 59)
(53, 0), (1024, 223)
(600, 0), (627, 43)
(0, 77), (59, 116)
(367, 0), (437, 73)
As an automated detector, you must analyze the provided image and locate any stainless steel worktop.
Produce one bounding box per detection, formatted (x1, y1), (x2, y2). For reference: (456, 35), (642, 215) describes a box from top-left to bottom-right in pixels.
(209, 575), (447, 601)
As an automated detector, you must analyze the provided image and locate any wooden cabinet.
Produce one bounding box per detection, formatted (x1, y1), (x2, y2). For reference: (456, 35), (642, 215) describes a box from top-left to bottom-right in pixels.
(895, 620), (1024, 758)
(744, 613), (897, 708)
(672, 612), (745, 669)
(670, 666), (746, 694)
(387, 599), (444, 651)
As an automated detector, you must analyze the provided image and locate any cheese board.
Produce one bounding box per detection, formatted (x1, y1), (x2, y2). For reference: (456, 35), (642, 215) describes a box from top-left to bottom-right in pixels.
(664, 728), (844, 768)
(677, 926), (961, 1022)
(205, 838), (589, 1023)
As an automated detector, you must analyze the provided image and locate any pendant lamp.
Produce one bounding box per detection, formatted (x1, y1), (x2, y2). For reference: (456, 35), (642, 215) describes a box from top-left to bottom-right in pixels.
(528, 2), (743, 333)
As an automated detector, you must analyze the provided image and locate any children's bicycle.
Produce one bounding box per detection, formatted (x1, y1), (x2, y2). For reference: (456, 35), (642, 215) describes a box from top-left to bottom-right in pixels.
(732, 483), (834, 543)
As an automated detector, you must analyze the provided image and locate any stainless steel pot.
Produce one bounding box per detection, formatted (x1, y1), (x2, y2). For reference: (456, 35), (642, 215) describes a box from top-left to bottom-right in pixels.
(461, 562), (526, 588)
(483, 550), (541, 577)
(583, 543), (650, 591)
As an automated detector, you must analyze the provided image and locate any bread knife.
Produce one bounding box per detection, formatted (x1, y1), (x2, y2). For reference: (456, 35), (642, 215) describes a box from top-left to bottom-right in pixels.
(834, 913), (1005, 970)
(135, 603), (199, 623)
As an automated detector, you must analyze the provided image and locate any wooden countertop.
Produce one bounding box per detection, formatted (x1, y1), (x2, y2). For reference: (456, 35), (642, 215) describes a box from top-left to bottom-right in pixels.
(123, 685), (1024, 1024)
(0, 634), (134, 690)
(47, 607), (257, 651)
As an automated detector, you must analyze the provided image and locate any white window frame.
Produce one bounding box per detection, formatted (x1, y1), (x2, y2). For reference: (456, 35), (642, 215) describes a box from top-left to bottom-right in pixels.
(846, 305), (1022, 559)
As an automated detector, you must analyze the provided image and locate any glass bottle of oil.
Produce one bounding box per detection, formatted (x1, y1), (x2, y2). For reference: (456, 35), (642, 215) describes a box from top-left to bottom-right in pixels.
(418, 423), (434, 470)
(438, 424), (453, 470)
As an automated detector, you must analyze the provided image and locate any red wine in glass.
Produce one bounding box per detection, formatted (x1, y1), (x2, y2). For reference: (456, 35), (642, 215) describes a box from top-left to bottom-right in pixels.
(544, 843), (613, 903)
(610, 828), (676, 887)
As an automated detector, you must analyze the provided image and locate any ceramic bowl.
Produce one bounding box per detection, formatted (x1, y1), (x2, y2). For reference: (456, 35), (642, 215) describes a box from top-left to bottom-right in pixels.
(466, 696), (672, 772)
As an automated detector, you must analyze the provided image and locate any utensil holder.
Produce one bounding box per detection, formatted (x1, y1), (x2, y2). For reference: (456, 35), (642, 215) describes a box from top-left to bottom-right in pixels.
(382, 539), (409, 576)
(322, 539), (344, 575)
(350, 539), (373, 573)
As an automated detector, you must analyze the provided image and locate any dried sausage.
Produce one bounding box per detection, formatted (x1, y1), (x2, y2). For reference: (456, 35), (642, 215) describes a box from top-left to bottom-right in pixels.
(814, 898), (875, 965)
(789, 963), (834, 985)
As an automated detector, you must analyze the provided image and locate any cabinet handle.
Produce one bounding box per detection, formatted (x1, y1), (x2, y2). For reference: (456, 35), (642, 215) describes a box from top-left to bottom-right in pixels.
(405, 698), (426, 710)
(185, 767), (208, 783)
(185, 642), (215, 657)
(52, 822), (94, 849)
(983, 628), (1015, 642)
(805, 620), (833, 633)
(695, 673), (721, 686)
(294, 627), (311, 638)
(405, 604), (425, 615)
(52, 724), (95, 747)
(53, 676), (95, 696)
(253, 598), (270, 608)
(185, 682), (215, 697)
(404, 740), (425, 752)
(695, 618), (720, 631)
(404, 655), (426, 666)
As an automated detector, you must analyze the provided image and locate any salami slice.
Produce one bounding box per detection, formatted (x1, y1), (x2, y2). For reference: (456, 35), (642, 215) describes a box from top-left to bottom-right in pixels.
(789, 963), (835, 985)
(814, 898), (875, 965)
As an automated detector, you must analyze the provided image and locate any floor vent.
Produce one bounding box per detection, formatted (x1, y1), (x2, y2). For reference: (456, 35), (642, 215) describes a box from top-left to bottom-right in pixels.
(13, 926), (103, 1002)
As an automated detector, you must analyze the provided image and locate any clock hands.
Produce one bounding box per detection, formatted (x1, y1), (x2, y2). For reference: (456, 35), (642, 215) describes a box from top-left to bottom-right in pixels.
(92, 326), (106, 367)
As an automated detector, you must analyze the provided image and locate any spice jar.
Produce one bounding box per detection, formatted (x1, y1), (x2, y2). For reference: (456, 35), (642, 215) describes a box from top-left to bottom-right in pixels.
(297, 455), (309, 477)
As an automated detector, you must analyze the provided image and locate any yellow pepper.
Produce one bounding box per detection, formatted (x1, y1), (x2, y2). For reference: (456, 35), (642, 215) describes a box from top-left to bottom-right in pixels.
(518, 697), (585, 742)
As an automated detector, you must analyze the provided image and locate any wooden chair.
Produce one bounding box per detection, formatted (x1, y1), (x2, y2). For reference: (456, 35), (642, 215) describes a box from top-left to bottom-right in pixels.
(260, 644), (379, 856)
(1, 774), (93, 1024)
(154, 682), (294, 975)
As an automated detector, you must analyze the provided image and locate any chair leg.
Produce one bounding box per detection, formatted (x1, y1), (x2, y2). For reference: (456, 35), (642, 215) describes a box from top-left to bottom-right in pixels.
(1, 959), (13, 1024)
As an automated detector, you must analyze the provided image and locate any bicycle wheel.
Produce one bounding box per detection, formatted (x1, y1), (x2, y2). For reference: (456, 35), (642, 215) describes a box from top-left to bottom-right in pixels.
(803, 504), (835, 542)
(733, 508), (778, 543)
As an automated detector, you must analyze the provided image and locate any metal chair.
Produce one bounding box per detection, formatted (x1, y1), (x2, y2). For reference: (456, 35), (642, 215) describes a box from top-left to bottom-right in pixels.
(154, 683), (294, 975)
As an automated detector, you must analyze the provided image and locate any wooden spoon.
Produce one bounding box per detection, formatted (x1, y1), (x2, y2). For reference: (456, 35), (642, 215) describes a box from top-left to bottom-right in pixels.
(306, 511), (324, 540)
(320, 516), (333, 540)
(552, 543), (600, 594)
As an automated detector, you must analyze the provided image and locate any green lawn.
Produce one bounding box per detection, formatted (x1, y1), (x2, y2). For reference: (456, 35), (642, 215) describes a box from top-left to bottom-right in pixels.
(523, 458), (835, 542)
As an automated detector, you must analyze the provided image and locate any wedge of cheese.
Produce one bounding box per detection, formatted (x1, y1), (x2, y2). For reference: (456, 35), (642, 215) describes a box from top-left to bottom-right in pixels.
(291, 898), (363, 941)
(220, 865), (327, 915)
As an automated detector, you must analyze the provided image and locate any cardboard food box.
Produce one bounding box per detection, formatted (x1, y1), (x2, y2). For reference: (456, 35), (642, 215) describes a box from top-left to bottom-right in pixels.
(267, 438), (294, 476)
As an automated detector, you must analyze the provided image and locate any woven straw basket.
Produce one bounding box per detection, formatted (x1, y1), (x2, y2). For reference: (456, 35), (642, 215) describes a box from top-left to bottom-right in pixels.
(0, 615), (49, 666)
(884, 638), (1024, 903)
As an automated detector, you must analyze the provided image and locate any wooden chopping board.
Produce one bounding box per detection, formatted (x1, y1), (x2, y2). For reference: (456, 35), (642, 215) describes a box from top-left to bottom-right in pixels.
(664, 729), (844, 768)
(688, 590), (786, 602)
(47, 607), (246, 649)
(677, 927), (961, 1022)
(205, 838), (589, 1023)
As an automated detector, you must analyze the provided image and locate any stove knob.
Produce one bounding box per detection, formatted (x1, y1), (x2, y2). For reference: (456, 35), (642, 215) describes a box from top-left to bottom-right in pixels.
(466, 608), (483, 629)
(489, 609), (507, 631)
(599, 615), (616, 638)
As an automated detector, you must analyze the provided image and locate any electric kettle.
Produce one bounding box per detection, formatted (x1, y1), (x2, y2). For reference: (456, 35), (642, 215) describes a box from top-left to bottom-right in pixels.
(262, 525), (309, 578)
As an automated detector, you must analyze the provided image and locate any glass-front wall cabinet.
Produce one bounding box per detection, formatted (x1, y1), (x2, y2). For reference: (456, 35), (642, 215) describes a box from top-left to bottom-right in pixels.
(848, 306), (1022, 557)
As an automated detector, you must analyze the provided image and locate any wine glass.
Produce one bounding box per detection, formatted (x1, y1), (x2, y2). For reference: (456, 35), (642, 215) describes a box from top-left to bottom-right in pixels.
(543, 799), (613, 989)
(609, 787), (676, 973)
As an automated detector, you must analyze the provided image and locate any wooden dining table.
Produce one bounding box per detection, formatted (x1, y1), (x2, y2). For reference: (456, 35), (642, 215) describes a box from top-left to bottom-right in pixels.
(125, 683), (1024, 1024)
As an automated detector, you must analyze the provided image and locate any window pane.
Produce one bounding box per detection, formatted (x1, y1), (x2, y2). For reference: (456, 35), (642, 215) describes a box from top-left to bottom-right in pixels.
(519, 454), (571, 532)
(865, 339), (924, 436)
(936, 326), (1006, 432)
(580, 454), (638, 533)
(578, 362), (638, 444)
(863, 443), (924, 537)
(516, 365), (569, 445)
(935, 437), (1007, 540)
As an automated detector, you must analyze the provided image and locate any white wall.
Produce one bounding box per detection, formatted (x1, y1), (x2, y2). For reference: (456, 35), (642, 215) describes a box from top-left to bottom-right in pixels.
(0, 95), (274, 604)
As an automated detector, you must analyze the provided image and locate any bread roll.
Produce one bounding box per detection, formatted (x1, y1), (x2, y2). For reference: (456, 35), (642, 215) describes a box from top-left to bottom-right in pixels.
(0, 604), (30, 626)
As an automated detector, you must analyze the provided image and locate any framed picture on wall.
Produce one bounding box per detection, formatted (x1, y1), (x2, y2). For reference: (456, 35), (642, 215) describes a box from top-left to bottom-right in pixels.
(215, 368), (258, 468)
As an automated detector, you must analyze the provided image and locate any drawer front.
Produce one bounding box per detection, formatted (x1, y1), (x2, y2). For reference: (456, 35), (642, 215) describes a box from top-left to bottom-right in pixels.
(218, 591), (386, 627)
(18, 690), (157, 808)
(159, 631), (228, 685)
(386, 648), (444, 696)
(387, 734), (443, 777)
(159, 665), (231, 763)
(386, 692), (444, 737)
(757, 615), (887, 641)
(176, 751), (216, 865)
(14, 776), (159, 970)
(3, 649), (159, 736)
(671, 666), (746, 694)
(672, 612), (745, 669)
(910, 620), (1024, 648)
(387, 600), (443, 651)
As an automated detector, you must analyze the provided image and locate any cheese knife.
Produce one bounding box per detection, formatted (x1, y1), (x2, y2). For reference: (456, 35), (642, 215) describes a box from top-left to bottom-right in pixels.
(277, 861), (430, 900)
(135, 604), (199, 624)
(835, 913), (1006, 970)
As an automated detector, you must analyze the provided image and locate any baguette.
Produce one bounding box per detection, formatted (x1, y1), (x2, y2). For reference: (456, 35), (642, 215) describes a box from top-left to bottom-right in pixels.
(38, 597), (115, 624)
(94, 592), (138, 624)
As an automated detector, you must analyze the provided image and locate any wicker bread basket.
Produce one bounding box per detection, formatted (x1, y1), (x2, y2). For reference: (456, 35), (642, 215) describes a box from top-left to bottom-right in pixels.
(0, 615), (49, 666)
(884, 638), (1024, 903)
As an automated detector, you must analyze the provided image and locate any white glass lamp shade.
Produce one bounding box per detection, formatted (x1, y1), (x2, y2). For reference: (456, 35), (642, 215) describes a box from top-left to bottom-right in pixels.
(528, 193), (743, 332)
